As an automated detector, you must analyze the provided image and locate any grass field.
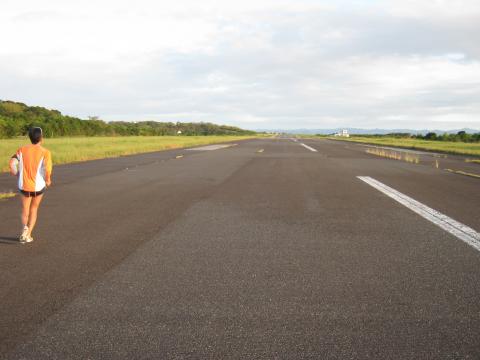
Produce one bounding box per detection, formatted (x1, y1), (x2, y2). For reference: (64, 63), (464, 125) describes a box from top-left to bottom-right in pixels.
(1, 135), (255, 173)
(329, 136), (480, 157)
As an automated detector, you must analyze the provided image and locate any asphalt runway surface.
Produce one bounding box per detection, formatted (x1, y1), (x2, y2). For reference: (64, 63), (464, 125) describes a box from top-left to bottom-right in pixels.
(1, 138), (479, 359)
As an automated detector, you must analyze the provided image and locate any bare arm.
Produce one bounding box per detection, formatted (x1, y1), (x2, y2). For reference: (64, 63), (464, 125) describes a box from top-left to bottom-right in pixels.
(44, 150), (53, 186)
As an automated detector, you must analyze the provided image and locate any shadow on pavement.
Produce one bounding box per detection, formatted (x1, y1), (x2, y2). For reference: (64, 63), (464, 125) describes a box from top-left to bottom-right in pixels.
(0, 237), (20, 245)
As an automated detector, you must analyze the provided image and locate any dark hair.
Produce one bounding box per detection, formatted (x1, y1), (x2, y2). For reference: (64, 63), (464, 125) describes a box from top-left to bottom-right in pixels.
(29, 127), (43, 144)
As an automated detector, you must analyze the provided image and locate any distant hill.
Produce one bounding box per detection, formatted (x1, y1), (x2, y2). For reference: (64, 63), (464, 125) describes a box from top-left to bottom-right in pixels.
(258, 128), (480, 135)
(0, 100), (255, 138)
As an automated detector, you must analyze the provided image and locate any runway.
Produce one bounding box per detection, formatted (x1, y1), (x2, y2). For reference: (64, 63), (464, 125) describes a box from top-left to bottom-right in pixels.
(1, 138), (479, 359)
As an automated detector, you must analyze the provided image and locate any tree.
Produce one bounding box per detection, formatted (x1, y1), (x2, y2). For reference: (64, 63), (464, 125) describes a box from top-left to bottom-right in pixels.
(0, 100), (255, 138)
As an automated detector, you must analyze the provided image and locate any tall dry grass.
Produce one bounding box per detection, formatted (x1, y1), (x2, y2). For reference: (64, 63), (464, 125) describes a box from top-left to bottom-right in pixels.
(336, 137), (480, 156)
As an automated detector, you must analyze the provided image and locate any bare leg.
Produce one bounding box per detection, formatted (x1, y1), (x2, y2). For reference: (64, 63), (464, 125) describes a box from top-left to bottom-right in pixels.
(27, 194), (43, 237)
(21, 195), (32, 228)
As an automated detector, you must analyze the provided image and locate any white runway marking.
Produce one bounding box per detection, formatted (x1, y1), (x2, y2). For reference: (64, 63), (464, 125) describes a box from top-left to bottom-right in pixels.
(300, 143), (318, 152)
(358, 176), (480, 252)
(187, 144), (236, 151)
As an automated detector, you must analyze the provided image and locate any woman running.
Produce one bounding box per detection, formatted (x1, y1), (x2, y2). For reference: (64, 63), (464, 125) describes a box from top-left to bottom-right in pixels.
(9, 127), (52, 244)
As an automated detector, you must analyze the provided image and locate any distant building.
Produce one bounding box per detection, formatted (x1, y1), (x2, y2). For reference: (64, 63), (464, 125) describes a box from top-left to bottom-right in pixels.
(334, 129), (350, 137)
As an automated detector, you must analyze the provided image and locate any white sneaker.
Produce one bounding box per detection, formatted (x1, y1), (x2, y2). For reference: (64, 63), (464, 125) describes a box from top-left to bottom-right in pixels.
(25, 235), (34, 243)
(19, 226), (28, 244)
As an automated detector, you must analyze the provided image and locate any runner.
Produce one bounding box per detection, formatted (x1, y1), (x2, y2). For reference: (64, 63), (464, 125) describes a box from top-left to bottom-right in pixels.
(9, 127), (52, 244)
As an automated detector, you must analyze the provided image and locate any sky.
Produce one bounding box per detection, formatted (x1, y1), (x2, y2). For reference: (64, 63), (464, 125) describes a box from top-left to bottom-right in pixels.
(1, 0), (480, 130)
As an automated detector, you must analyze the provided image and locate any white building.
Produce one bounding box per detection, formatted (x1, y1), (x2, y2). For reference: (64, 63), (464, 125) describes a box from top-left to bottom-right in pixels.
(334, 129), (350, 137)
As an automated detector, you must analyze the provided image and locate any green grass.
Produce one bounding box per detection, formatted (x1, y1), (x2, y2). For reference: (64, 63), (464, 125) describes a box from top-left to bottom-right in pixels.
(1, 135), (256, 172)
(330, 136), (480, 156)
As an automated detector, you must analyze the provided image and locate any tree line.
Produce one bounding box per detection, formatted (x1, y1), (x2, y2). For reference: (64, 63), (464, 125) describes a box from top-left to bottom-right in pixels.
(0, 100), (255, 138)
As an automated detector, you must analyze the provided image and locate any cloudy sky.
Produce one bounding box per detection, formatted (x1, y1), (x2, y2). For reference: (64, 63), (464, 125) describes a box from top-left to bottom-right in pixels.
(1, 0), (480, 130)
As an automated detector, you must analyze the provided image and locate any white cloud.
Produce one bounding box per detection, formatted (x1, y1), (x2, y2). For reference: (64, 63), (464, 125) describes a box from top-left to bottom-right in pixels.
(1, 0), (479, 130)
(386, 0), (480, 19)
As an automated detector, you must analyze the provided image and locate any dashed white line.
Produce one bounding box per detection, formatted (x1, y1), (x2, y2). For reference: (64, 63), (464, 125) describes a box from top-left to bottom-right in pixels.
(300, 143), (318, 152)
(358, 176), (480, 252)
(186, 144), (236, 151)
